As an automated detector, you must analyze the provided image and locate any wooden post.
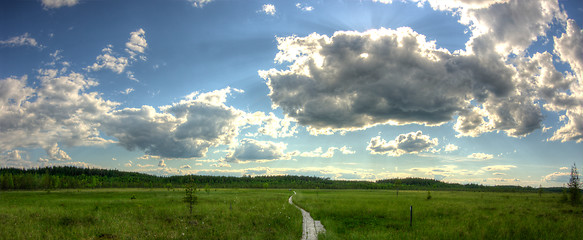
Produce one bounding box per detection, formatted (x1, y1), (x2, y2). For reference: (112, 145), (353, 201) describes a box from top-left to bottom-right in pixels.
(409, 205), (413, 227)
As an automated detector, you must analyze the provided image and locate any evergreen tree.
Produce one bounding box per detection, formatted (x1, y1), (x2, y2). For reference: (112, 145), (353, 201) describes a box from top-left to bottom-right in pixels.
(567, 163), (582, 205)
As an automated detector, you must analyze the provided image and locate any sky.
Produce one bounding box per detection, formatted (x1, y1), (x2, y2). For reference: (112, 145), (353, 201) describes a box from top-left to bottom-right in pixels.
(1, 0), (582, 187)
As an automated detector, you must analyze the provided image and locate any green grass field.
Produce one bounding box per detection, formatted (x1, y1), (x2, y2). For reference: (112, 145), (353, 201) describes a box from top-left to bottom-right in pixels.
(1, 189), (582, 239)
(0, 188), (301, 239)
(293, 190), (583, 239)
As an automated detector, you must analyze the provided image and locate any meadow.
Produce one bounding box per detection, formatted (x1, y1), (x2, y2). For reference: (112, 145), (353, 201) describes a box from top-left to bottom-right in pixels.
(1, 189), (581, 239)
(293, 190), (583, 239)
(0, 188), (302, 239)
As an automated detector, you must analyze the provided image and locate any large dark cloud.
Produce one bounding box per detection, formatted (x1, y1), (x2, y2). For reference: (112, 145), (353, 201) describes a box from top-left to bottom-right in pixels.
(260, 27), (515, 133)
(259, 0), (581, 140)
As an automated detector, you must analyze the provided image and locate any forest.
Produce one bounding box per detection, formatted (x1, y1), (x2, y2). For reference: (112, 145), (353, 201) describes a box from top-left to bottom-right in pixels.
(0, 166), (559, 192)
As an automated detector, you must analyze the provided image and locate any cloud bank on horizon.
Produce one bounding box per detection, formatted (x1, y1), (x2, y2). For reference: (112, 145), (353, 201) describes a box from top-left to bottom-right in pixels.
(0, 0), (582, 187)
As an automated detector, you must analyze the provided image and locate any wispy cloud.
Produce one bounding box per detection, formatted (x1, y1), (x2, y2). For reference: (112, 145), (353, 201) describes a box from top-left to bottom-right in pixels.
(0, 33), (39, 48)
(467, 153), (494, 160)
(42, 0), (78, 9)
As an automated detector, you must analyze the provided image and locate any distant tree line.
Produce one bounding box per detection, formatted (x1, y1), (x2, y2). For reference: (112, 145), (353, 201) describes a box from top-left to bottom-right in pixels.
(0, 166), (564, 192)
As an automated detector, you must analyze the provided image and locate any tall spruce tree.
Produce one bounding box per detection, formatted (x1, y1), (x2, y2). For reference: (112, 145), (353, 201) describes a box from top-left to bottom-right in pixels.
(567, 163), (582, 205)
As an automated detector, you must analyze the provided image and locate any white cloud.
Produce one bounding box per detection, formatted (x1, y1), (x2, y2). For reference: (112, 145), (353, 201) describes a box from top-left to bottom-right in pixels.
(0, 33), (39, 48)
(210, 162), (231, 168)
(261, 4), (276, 15)
(41, 0), (78, 9)
(299, 146), (355, 158)
(409, 164), (481, 178)
(543, 171), (570, 183)
(415, 0), (565, 55)
(467, 152), (493, 160)
(559, 167), (568, 170)
(121, 88), (134, 95)
(0, 68), (117, 154)
(225, 139), (288, 163)
(188, 0), (214, 8)
(137, 155), (160, 160)
(86, 47), (129, 74)
(101, 87), (245, 159)
(181, 165), (192, 169)
(244, 112), (297, 138)
(549, 108), (583, 143)
(481, 165), (516, 171)
(444, 144), (459, 152)
(0, 149), (27, 163)
(367, 131), (438, 157)
(86, 29), (147, 78)
(41, 143), (71, 162)
(547, 19), (583, 143)
(372, 0), (393, 4)
(296, 3), (314, 11)
(125, 29), (147, 59)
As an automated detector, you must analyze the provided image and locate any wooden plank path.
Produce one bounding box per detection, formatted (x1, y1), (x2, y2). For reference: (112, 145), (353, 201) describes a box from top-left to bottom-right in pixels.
(288, 191), (326, 240)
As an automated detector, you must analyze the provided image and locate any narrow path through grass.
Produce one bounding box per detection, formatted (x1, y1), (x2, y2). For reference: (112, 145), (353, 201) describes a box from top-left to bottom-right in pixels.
(289, 191), (326, 240)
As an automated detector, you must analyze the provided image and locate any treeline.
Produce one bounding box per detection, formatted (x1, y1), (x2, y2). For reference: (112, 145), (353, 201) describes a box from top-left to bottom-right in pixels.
(0, 166), (558, 192)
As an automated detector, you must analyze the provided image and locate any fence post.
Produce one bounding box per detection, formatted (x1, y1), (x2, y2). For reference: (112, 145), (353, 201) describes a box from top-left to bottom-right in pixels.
(409, 205), (413, 227)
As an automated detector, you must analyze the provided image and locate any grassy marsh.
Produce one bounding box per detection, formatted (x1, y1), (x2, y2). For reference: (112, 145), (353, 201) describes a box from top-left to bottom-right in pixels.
(0, 188), (301, 239)
(293, 190), (583, 239)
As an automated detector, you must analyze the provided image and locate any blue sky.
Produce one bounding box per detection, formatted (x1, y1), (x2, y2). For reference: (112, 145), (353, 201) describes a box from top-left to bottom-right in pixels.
(1, 0), (582, 187)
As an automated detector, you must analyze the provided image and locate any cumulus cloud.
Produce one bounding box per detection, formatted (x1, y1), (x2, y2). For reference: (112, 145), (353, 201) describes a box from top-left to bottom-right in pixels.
(101, 88), (245, 159)
(0, 150), (27, 163)
(261, 4), (276, 15)
(87, 29), (147, 78)
(0, 69), (117, 154)
(41, 0), (78, 9)
(260, 27), (523, 135)
(258, 0), (582, 143)
(444, 144), (459, 152)
(0, 33), (39, 48)
(481, 165), (516, 171)
(86, 46), (129, 74)
(460, 0), (564, 55)
(225, 139), (288, 163)
(467, 152), (493, 160)
(40, 143), (71, 162)
(543, 171), (570, 183)
(244, 112), (298, 138)
(125, 29), (147, 60)
(367, 131), (438, 156)
(547, 19), (583, 143)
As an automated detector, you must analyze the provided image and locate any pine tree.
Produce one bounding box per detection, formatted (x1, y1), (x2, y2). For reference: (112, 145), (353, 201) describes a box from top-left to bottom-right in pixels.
(183, 178), (198, 216)
(567, 163), (582, 205)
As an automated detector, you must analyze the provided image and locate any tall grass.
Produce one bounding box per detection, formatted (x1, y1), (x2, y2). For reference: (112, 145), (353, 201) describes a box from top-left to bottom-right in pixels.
(293, 190), (583, 240)
(0, 188), (301, 239)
